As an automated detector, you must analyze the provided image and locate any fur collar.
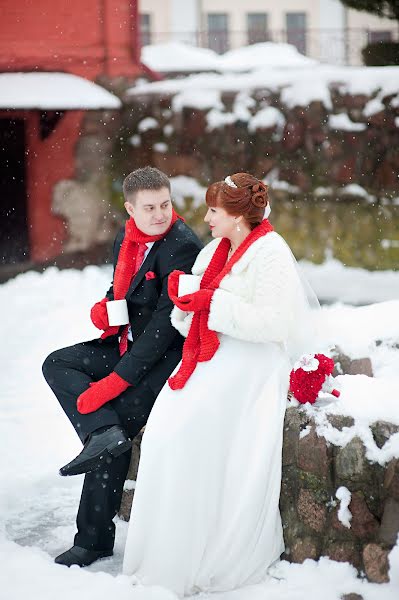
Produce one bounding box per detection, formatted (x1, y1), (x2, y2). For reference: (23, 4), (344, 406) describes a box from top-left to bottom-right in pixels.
(192, 231), (279, 276)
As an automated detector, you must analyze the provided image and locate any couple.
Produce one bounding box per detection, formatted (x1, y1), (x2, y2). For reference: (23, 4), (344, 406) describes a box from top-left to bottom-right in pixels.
(43, 166), (314, 597)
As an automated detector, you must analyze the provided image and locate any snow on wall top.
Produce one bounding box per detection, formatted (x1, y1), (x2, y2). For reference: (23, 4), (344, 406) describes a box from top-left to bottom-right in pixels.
(129, 61), (399, 112)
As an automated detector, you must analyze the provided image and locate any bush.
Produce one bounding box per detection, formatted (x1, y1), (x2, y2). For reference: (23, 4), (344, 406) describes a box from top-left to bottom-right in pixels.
(362, 41), (399, 66)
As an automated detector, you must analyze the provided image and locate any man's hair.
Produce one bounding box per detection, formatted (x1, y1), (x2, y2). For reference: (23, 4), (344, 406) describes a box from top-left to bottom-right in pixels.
(123, 166), (171, 201)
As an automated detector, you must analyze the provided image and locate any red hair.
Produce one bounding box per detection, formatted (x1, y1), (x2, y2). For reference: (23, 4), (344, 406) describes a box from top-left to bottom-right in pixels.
(205, 172), (269, 229)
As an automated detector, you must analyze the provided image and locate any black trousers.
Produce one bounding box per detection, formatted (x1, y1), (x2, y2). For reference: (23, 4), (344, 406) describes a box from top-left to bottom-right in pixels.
(42, 338), (157, 551)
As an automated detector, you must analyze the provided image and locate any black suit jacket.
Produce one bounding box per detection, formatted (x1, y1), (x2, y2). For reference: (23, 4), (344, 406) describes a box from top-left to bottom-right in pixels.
(106, 219), (203, 395)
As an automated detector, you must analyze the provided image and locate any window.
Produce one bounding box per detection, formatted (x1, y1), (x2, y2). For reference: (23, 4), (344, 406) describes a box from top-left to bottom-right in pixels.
(286, 12), (307, 55)
(368, 30), (392, 44)
(140, 13), (152, 47)
(207, 13), (229, 54)
(247, 13), (269, 45)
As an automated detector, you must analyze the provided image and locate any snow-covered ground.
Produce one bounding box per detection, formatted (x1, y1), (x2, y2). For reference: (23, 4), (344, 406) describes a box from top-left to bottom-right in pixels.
(1, 262), (399, 599)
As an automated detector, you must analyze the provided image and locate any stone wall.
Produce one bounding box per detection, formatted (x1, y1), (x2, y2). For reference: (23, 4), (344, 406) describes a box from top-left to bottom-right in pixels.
(281, 408), (399, 583)
(119, 84), (399, 198)
(119, 411), (399, 584)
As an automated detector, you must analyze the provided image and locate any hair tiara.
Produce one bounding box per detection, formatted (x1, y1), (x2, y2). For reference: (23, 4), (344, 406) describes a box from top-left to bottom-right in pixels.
(224, 175), (238, 188)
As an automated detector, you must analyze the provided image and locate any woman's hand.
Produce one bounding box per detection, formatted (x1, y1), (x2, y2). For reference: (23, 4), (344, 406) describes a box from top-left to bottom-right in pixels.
(172, 289), (213, 313)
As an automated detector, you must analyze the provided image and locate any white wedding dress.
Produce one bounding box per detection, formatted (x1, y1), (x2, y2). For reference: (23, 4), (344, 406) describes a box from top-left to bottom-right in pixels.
(122, 233), (318, 598)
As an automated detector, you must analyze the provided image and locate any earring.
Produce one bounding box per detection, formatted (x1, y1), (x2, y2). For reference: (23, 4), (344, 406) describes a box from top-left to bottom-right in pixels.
(236, 221), (241, 232)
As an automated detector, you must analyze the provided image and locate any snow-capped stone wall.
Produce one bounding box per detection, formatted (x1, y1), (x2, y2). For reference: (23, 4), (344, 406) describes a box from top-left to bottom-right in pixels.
(121, 72), (399, 198)
(280, 408), (399, 584)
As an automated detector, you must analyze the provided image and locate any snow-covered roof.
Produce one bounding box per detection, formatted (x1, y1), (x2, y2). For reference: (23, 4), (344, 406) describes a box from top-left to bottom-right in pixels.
(0, 72), (122, 110)
(141, 41), (317, 74)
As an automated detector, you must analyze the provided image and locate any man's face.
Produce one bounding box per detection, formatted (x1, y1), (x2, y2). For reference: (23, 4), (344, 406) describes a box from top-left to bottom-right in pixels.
(125, 187), (173, 236)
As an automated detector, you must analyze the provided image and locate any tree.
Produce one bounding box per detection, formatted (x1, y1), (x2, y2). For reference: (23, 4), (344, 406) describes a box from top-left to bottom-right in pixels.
(339, 0), (399, 23)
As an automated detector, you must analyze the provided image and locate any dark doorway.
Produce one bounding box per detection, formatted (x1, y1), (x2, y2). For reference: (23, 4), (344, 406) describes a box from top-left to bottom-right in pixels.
(0, 118), (29, 264)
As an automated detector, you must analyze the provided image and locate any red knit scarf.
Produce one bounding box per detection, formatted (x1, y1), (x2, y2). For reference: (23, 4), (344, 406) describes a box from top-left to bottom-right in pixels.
(113, 208), (181, 300)
(102, 208), (181, 349)
(168, 219), (274, 390)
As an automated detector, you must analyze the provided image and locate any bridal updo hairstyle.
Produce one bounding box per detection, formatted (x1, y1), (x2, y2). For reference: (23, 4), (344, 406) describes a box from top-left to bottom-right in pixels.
(205, 172), (269, 230)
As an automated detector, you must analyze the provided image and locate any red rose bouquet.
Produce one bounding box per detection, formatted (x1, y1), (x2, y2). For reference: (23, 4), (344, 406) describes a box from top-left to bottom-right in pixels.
(289, 353), (341, 405)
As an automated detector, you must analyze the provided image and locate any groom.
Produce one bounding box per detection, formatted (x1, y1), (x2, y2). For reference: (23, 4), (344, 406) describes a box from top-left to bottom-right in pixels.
(42, 166), (203, 567)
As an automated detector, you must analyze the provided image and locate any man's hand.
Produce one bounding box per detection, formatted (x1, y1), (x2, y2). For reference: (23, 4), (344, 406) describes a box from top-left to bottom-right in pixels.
(171, 289), (213, 313)
(77, 372), (130, 414)
(90, 298), (110, 331)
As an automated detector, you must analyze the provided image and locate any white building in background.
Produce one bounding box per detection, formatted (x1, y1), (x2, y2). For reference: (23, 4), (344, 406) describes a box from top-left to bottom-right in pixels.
(139, 0), (397, 65)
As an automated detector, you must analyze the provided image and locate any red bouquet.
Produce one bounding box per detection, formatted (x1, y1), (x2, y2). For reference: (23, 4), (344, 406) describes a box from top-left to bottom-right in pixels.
(289, 353), (341, 405)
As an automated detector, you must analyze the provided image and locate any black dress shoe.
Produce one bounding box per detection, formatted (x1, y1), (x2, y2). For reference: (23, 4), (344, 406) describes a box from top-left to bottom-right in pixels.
(55, 545), (113, 567)
(59, 425), (131, 476)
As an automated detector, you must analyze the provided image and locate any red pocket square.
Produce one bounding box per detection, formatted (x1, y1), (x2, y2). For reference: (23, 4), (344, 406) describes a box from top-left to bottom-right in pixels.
(145, 271), (156, 280)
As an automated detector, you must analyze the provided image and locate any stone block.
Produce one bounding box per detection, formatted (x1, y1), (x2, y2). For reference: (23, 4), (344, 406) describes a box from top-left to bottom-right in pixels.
(332, 348), (373, 377)
(362, 543), (390, 583)
(347, 358), (373, 377)
(297, 489), (327, 533)
(327, 415), (355, 430)
(371, 421), (399, 449)
(282, 407), (310, 467)
(323, 541), (361, 569)
(290, 537), (318, 563)
(384, 459), (399, 501)
(378, 497), (399, 545)
(350, 492), (379, 539)
(335, 437), (367, 482)
(298, 427), (330, 478)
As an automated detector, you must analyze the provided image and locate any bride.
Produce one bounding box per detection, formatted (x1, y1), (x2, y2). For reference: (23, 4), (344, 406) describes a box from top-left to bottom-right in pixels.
(123, 172), (317, 597)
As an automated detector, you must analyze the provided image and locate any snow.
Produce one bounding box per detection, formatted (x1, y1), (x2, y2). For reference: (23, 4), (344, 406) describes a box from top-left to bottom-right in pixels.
(170, 176), (207, 210)
(218, 42), (317, 71)
(281, 79), (333, 110)
(206, 108), (236, 130)
(129, 64), (399, 114)
(137, 117), (159, 133)
(328, 113), (367, 131)
(339, 183), (376, 202)
(172, 88), (222, 112)
(141, 42), (221, 73)
(248, 107), (286, 132)
(1, 262), (399, 598)
(0, 72), (121, 110)
(335, 487), (352, 528)
(141, 41), (316, 74)
(206, 93), (256, 130)
(129, 134), (141, 147)
(299, 258), (399, 304)
(153, 142), (168, 153)
(364, 97), (385, 117)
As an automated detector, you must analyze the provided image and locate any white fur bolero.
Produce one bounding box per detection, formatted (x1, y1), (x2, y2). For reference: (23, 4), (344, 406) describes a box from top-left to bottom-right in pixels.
(171, 231), (303, 346)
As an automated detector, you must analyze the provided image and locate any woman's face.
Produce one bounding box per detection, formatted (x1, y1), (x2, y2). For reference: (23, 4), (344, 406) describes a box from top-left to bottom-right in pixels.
(204, 205), (238, 239)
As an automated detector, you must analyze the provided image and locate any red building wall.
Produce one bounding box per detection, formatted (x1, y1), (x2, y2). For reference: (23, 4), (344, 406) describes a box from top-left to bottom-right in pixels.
(0, 0), (142, 79)
(0, 0), (143, 262)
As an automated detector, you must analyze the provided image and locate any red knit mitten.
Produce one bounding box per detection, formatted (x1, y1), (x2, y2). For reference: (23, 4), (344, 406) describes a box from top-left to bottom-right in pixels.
(77, 372), (130, 414)
(167, 270), (185, 301)
(90, 298), (109, 331)
(172, 289), (213, 313)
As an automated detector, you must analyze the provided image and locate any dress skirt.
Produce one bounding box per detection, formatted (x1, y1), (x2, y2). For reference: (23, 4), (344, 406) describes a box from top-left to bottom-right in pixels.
(122, 334), (290, 598)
